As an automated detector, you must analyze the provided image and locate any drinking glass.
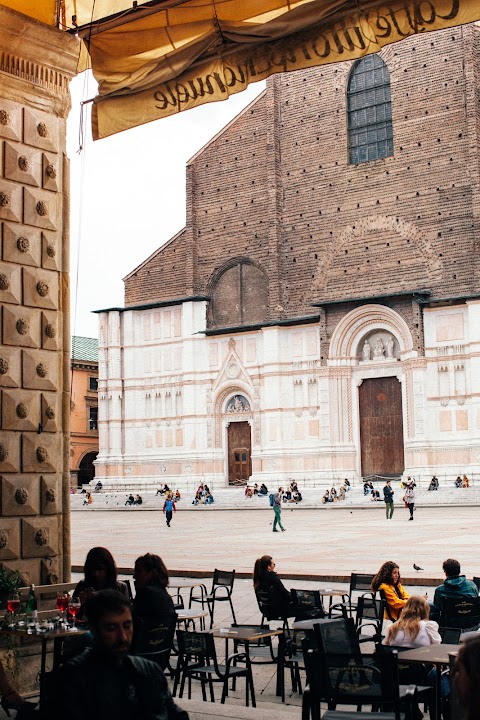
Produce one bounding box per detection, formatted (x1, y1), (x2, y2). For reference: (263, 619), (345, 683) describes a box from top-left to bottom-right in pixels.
(67, 597), (81, 628)
(6, 592), (20, 626)
(56, 592), (69, 621)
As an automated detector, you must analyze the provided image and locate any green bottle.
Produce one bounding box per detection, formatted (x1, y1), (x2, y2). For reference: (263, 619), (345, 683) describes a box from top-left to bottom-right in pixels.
(26, 584), (38, 620)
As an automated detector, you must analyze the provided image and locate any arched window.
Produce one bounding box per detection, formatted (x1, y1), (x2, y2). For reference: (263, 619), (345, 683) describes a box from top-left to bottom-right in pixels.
(209, 260), (268, 328)
(347, 55), (393, 165)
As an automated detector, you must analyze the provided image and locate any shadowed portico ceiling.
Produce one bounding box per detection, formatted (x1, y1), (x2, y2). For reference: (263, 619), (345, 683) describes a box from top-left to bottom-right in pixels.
(4, 0), (480, 139)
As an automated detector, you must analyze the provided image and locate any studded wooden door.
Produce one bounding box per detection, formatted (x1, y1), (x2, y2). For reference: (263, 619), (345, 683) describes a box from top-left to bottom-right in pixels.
(227, 421), (252, 485)
(359, 377), (404, 477)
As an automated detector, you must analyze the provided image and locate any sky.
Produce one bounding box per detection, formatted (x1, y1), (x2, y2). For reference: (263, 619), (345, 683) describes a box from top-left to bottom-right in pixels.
(66, 73), (266, 340)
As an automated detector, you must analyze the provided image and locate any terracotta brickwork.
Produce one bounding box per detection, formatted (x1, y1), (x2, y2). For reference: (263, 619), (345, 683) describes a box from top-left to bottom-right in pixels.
(124, 26), (480, 324)
(0, 7), (78, 584)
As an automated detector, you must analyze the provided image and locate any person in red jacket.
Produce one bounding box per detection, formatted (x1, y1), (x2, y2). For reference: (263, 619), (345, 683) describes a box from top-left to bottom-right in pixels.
(162, 494), (176, 527)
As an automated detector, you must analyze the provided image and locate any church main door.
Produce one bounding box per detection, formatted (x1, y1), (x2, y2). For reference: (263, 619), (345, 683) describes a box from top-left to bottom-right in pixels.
(359, 377), (404, 477)
(227, 421), (252, 485)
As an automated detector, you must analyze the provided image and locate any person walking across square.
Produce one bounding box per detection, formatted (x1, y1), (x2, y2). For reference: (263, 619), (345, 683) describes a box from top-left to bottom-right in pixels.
(404, 480), (415, 520)
(163, 494), (176, 527)
(272, 487), (286, 532)
(383, 479), (394, 519)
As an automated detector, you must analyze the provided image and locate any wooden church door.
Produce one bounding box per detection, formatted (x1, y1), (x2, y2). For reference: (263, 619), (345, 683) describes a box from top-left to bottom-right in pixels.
(227, 421), (252, 485)
(359, 377), (405, 477)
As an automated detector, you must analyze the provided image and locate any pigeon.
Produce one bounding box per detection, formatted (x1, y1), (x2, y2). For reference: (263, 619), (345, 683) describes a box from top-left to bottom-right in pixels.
(413, 563), (424, 571)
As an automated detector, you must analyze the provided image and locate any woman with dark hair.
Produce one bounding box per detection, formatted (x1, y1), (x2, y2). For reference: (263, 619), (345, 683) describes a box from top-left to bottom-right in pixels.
(132, 553), (176, 668)
(74, 547), (128, 606)
(454, 635), (480, 720)
(253, 555), (293, 619)
(371, 560), (410, 621)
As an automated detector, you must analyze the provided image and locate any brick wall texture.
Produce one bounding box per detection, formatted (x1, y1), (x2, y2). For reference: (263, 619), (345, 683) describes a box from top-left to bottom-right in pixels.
(124, 26), (480, 338)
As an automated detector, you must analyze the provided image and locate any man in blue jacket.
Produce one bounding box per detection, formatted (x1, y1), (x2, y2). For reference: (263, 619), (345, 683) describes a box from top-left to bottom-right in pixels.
(432, 558), (478, 620)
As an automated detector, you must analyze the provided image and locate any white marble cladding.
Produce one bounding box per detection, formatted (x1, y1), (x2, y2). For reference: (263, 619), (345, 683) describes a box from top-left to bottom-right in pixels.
(95, 301), (480, 487)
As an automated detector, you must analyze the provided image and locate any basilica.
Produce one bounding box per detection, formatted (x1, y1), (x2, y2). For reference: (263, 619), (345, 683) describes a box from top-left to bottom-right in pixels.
(95, 23), (480, 489)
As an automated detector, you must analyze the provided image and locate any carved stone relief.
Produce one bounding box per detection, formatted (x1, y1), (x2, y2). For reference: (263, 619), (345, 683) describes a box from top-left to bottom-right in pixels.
(4, 141), (40, 186)
(23, 108), (59, 153)
(40, 392), (58, 432)
(0, 518), (20, 560)
(23, 267), (58, 310)
(2, 222), (41, 267)
(41, 231), (60, 271)
(40, 475), (61, 515)
(0, 261), (22, 304)
(3, 305), (40, 348)
(1, 388), (39, 431)
(21, 516), (58, 558)
(0, 100), (22, 141)
(42, 153), (59, 192)
(23, 188), (57, 231)
(1, 475), (39, 516)
(21, 433), (58, 473)
(0, 435), (20, 472)
(41, 311), (58, 350)
(0, 347), (21, 388)
(0, 179), (22, 222)
(22, 348), (58, 391)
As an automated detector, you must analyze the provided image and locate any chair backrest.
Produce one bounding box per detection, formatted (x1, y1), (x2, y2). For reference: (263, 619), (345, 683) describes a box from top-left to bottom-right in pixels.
(177, 629), (216, 664)
(378, 588), (397, 622)
(440, 626), (462, 644)
(356, 595), (385, 641)
(255, 586), (291, 621)
(212, 569), (235, 591)
(472, 577), (480, 592)
(133, 612), (177, 669)
(320, 650), (403, 717)
(350, 573), (375, 595)
(440, 596), (480, 630)
(313, 617), (360, 656)
(291, 589), (326, 620)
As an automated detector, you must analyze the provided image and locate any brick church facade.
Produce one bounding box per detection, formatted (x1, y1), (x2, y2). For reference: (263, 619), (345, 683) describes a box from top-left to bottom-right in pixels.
(96, 24), (480, 489)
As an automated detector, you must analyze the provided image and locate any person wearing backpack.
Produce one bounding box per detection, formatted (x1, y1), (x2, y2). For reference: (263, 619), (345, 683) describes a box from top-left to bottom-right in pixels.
(163, 494), (176, 527)
(272, 487), (286, 532)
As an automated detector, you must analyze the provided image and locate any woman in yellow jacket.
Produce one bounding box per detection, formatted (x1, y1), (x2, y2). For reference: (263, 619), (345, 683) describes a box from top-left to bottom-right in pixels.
(371, 560), (410, 620)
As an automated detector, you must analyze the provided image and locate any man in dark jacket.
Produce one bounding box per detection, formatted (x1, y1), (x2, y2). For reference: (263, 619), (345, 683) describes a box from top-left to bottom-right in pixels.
(50, 589), (187, 720)
(432, 558), (478, 621)
(383, 480), (394, 519)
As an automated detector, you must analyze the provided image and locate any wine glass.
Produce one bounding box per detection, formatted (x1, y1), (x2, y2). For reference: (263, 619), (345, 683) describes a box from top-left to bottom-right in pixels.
(67, 597), (81, 628)
(56, 592), (69, 622)
(6, 592), (20, 626)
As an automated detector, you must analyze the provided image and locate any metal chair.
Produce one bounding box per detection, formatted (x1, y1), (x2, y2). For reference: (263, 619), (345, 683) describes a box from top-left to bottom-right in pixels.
(291, 589), (326, 621)
(302, 648), (419, 720)
(337, 572), (375, 618)
(132, 613), (177, 671)
(355, 594), (385, 644)
(255, 587), (292, 634)
(439, 596), (480, 631)
(174, 629), (255, 706)
(278, 628), (306, 702)
(191, 569), (236, 628)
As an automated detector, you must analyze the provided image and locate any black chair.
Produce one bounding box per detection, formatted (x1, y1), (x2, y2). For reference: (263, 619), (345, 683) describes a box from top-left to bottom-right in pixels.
(133, 613), (177, 671)
(439, 596), (480, 631)
(313, 617), (361, 657)
(255, 587), (292, 633)
(340, 572), (375, 618)
(174, 629), (255, 706)
(439, 626), (462, 644)
(277, 628), (307, 702)
(472, 577), (480, 591)
(355, 595), (385, 644)
(302, 648), (419, 720)
(291, 589), (326, 621)
(191, 569), (236, 628)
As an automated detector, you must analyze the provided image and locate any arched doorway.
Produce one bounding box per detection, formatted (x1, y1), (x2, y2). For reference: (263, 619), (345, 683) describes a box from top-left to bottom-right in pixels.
(78, 451), (98, 487)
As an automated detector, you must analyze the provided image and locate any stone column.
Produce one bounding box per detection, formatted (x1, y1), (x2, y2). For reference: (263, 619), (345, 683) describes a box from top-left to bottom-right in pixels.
(0, 7), (78, 584)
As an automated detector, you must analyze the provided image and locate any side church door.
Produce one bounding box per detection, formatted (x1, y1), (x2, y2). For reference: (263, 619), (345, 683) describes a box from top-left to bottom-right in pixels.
(227, 421), (252, 485)
(359, 377), (405, 477)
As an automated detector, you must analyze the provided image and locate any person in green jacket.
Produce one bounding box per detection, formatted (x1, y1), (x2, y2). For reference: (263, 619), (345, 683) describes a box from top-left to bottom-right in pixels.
(432, 558), (478, 621)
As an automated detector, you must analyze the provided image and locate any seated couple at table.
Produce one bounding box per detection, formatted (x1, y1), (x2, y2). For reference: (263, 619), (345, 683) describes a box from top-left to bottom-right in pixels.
(253, 555), (323, 620)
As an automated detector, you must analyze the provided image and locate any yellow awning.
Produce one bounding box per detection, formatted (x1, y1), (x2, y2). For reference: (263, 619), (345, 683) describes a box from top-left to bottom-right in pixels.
(4, 1), (480, 140)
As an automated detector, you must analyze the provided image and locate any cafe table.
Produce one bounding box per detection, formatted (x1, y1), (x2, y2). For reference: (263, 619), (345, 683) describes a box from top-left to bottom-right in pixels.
(212, 626), (283, 707)
(176, 608), (209, 630)
(398, 643), (459, 720)
(168, 579), (208, 609)
(318, 587), (349, 616)
(0, 622), (87, 707)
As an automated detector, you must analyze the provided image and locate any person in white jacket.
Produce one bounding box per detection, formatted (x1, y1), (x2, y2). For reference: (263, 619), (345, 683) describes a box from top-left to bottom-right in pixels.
(383, 595), (441, 647)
